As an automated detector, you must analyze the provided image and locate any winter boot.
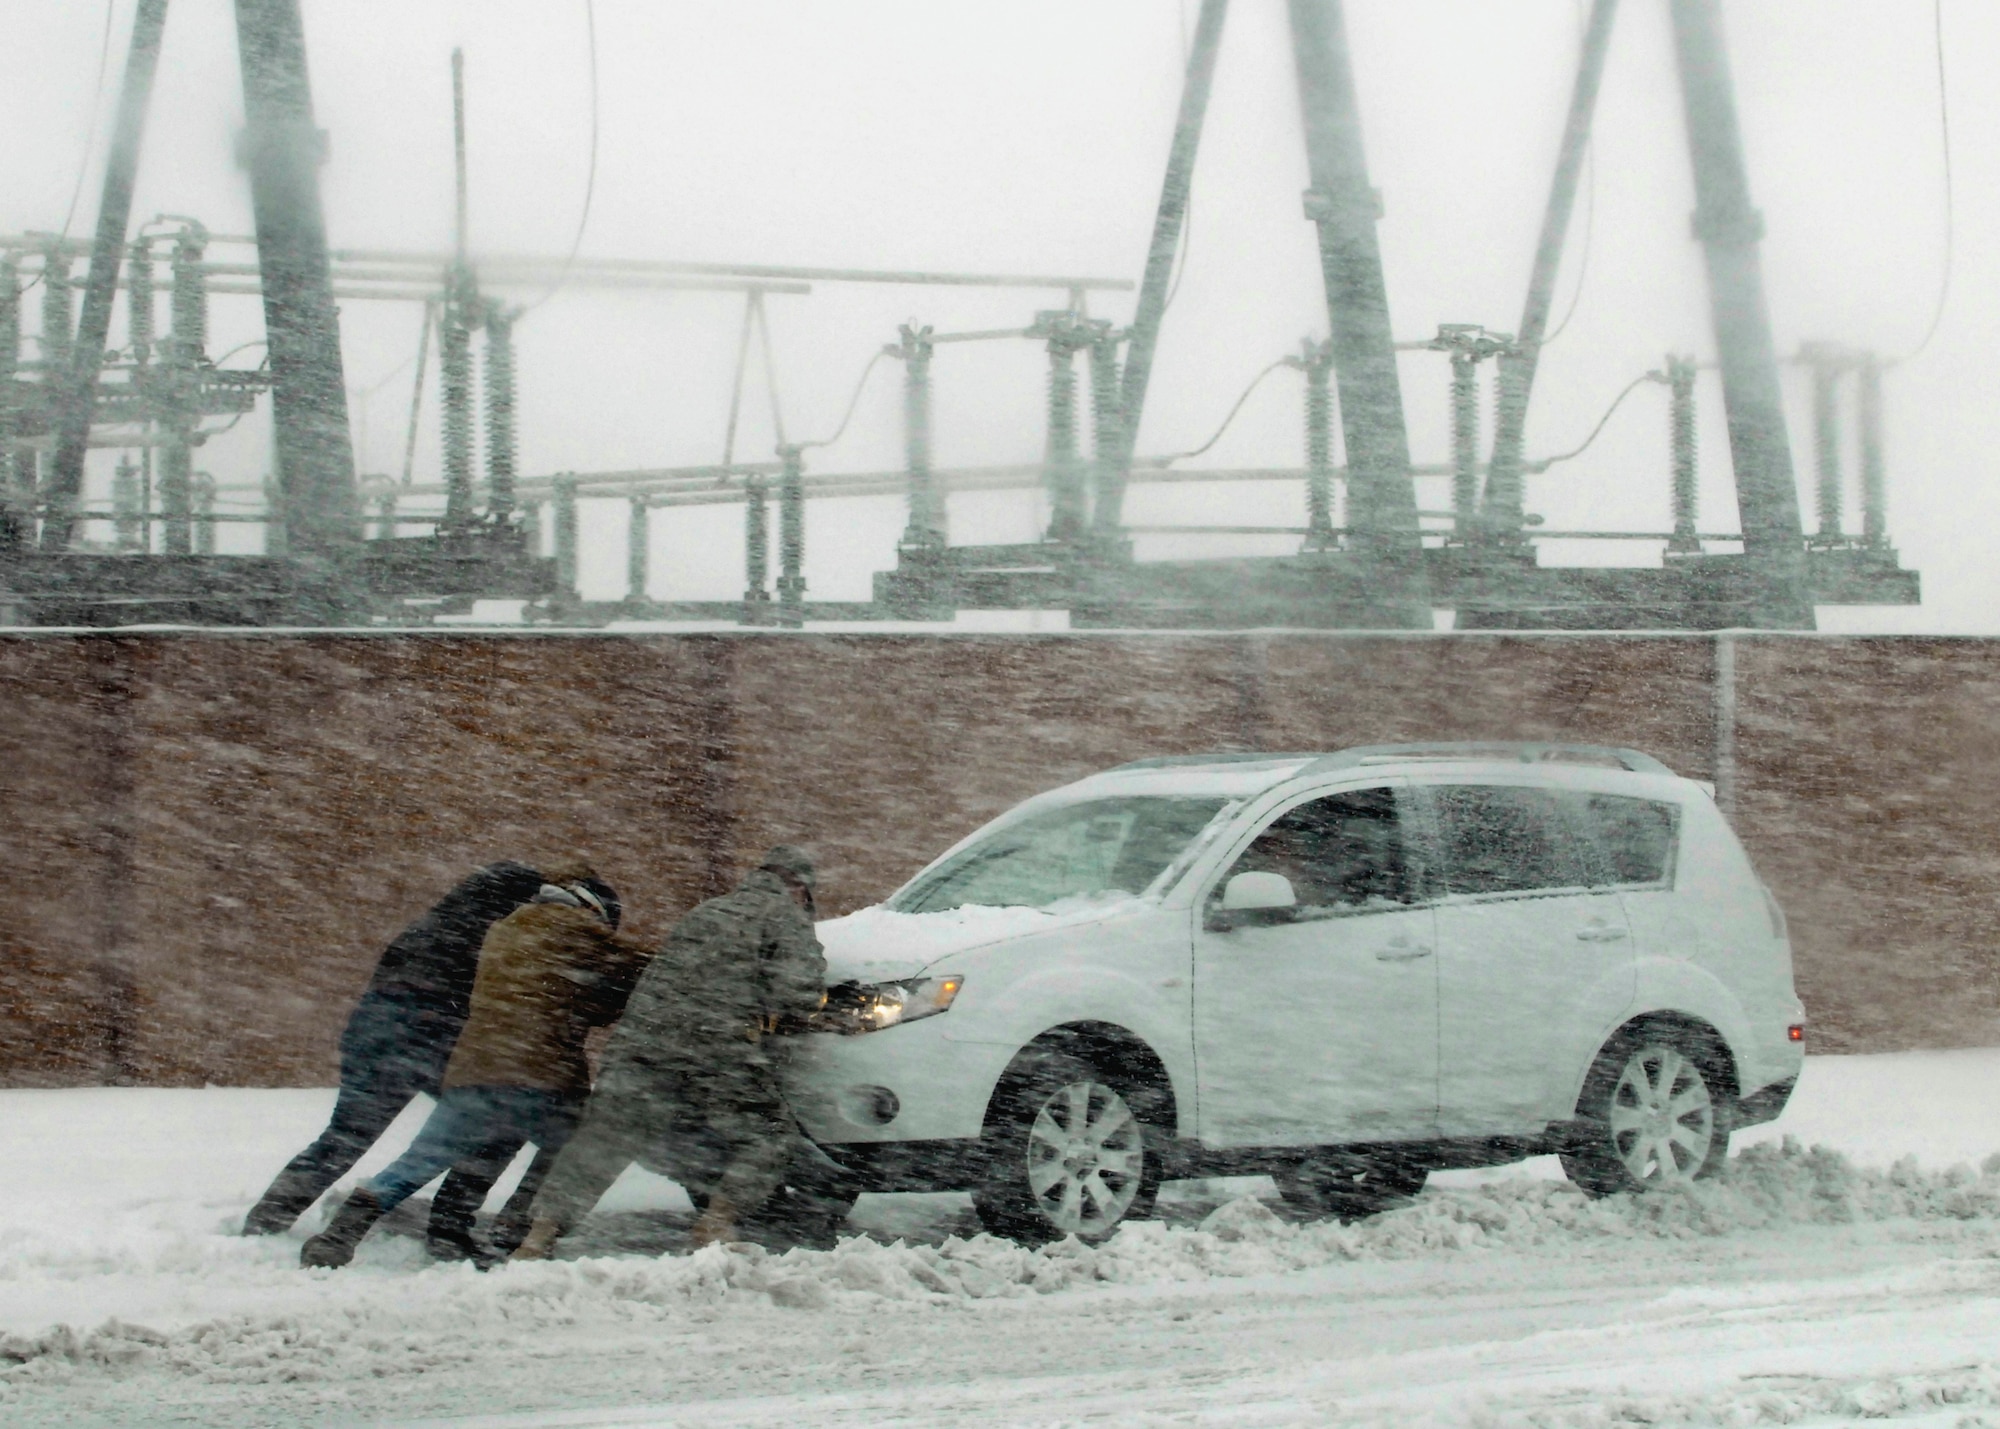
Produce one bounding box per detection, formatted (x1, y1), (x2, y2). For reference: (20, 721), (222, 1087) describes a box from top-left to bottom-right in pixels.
(688, 1194), (741, 1250)
(242, 1172), (319, 1236)
(509, 1217), (563, 1262)
(300, 1188), (388, 1269)
(426, 1224), (504, 1271)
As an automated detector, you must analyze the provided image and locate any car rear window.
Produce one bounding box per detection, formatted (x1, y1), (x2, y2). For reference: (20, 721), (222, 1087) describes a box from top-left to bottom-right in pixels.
(1565, 793), (1680, 887)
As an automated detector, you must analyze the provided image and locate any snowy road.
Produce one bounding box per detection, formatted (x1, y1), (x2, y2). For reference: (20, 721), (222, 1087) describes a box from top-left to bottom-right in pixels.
(6, 1050), (2000, 1428)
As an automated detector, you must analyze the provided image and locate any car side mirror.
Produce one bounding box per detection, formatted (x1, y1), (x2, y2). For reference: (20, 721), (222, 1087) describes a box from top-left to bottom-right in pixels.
(1222, 871), (1297, 911)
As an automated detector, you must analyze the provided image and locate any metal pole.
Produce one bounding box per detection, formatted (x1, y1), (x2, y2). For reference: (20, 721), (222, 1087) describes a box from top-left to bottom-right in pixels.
(1666, 355), (1700, 554)
(114, 457), (142, 550)
(895, 323), (941, 549)
(742, 472), (770, 624)
(1809, 352), (1841, 540)
(484, 305), (516, 522)
(1669, 0), (1812, 627)
(234, 0), (363, 602)
(193, 470), (216, 554)
(439, 295), (474, 532)
(1450, 350), (1477, 534)
(626, 494), (648, 603)
(552, 474), (578, 594)
(1087, 321), (1121, 525)
(41, 0), (171, 550)
(1487, 0), (1619, 539)
(1032, 310), (1089, 542)
(1098, 0), (1229, 534)
(1288, 0), (1427, 622)
(1858, 355), (1886, 548)
(1300, 338), (1336, 551)
(160, 435), (192, 555)
(777, 443), (805, 627)
(0, 256), (23, 548)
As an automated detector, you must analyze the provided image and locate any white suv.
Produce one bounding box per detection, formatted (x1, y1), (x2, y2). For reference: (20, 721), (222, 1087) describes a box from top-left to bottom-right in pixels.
(786, 744), (1805, 1245)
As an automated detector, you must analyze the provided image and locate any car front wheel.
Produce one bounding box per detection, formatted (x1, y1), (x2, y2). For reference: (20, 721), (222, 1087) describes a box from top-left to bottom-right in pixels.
(974, 1049), (1161, 1245)
(1562, 1031), (1728, 1196)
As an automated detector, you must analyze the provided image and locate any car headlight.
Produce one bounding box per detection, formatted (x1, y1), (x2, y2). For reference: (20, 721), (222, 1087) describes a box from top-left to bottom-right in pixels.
(848, 974), (964, 1032)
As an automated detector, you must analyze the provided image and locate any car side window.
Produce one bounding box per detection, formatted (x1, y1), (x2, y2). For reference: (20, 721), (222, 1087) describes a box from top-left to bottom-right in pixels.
(1562, 793), (1681, 888)
(1430, 784), (1589, 897)
(1220, 786), (1412, 915)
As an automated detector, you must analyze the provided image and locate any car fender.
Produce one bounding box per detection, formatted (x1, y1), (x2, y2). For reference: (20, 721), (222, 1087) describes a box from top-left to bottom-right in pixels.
(1557, 955), (1761, 1114)
(942, 960), (1195, 1137)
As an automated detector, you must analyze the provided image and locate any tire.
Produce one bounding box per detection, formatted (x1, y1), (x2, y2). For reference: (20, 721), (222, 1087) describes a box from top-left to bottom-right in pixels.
(974, 1048), (1162, 1246)
(1561, 1028), (1729, 1197)
(1273, 1148), (1429, 1222)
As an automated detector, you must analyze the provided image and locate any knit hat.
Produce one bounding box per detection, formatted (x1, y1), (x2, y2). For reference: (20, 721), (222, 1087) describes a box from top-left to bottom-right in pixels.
(758, 845), (816, 892)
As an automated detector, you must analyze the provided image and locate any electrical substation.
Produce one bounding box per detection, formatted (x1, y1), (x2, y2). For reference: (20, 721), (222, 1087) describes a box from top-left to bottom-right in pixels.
(0, 0), (1923, 631)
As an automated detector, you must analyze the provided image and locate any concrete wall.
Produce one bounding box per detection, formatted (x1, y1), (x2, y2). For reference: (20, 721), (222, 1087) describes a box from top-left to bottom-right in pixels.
(0, 629), (1991, 1085)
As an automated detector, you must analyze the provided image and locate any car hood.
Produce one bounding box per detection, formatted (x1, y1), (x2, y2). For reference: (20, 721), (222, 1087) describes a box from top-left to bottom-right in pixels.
(815, 897), (1148, 984)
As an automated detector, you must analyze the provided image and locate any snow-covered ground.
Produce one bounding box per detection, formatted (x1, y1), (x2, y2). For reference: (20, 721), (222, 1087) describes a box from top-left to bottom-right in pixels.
(7, 1050), (2000, 1428)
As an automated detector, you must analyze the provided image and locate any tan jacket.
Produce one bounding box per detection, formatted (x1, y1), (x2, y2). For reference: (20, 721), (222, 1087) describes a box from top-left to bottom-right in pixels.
(442, 902), (651, 1095)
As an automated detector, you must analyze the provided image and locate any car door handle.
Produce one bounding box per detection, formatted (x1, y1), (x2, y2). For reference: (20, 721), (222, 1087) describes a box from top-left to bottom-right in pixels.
(1375, 939), (1434, 962)
(1575, 924), (1630, 943)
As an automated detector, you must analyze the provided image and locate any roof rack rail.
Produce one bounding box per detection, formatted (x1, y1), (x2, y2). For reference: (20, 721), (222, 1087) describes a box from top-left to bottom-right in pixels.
(1109, 752), (1322, 772)
(1306, 743), (1675, 775)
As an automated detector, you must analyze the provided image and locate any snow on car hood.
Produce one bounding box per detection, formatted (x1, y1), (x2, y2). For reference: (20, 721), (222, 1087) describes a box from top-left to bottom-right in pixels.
(816, 895), (1145, 983)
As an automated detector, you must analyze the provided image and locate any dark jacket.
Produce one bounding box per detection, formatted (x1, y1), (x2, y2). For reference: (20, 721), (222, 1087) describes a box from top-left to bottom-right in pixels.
(442, 902), (652, 1095)
(602, 869), (826, 1074)
(355, 862), (547, 1024)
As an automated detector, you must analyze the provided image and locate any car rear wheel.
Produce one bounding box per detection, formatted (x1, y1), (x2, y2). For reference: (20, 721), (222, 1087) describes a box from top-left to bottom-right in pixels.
(974, 1049), (1161, 1246)
(1562, 1031), (1728, 1196)
(1272, 1149), (1428, 1221)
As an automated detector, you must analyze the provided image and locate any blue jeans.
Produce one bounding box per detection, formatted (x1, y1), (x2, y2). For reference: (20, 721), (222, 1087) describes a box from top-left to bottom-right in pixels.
(365, 1086), (583, 1213)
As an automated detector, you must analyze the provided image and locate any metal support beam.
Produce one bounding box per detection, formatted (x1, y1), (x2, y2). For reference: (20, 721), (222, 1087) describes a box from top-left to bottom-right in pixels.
(1288, 0), (1427, 622)
(1487, 0), (1619, 539)
(777, 443), (806, 627)
(1666, 355), (1700, 555)
(41, 0), (170, 551)
(234, 0), (363, 601)
(742, 472), (770, 624)
(1858, 356), (1886, 548)
(1098, 0), (1228, 534)
(1669, 0), (1812, 627)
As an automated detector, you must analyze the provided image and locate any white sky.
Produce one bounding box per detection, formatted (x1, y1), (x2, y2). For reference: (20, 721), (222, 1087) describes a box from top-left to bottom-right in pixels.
(4, 1), (1992, 628)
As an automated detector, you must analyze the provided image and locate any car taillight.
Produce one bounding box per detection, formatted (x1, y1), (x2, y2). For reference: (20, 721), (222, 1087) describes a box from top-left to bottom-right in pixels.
(1788, 1024), (1804, 1043)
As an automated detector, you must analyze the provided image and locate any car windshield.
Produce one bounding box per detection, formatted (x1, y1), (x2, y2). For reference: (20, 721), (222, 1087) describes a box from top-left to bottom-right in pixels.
(890, 796), (1232, 914)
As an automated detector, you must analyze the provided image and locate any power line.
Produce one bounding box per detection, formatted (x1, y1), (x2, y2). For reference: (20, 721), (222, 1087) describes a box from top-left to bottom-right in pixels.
(1541, 0), (1597, 348)
(1893, 0), (1953, 364)
(1528, 371), (1653, 472)
(520, 0), (600, 315)
(799, 350), (888, 452)
(1158, 359), (1288, 464)
(19, 0), (117, 301)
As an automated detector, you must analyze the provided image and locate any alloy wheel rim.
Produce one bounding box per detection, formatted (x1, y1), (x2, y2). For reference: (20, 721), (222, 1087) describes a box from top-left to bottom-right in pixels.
(1024, 1078), (1146, 1235)
(1607, 1043), (1715, 1184)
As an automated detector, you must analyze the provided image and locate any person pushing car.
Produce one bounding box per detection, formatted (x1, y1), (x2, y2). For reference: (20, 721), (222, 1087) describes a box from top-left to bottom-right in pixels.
(242, 859), (549, 1249)
(510, 846), (828, 1259)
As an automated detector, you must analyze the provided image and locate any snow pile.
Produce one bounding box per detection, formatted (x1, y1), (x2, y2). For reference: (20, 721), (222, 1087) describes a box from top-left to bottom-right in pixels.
(8, 1136), (2000, 1394)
